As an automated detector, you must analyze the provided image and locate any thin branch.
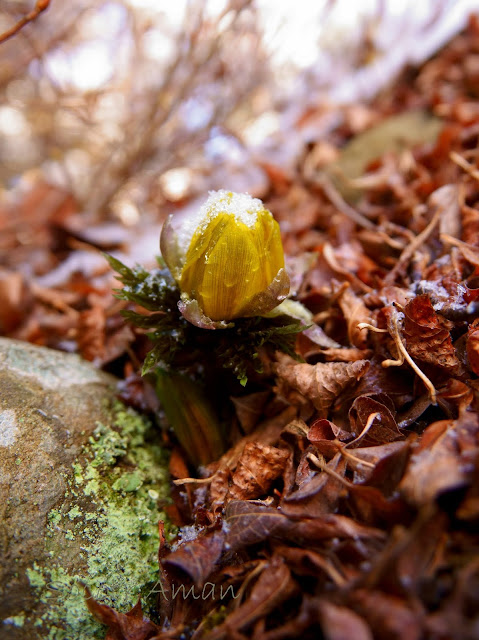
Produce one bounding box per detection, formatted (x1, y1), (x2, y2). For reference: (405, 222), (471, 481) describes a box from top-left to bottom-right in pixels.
(317, 175), (376, 230)
(0, 0), (50, 45)
(450, 150), (479, 182)
(384, 205), (442, 284)
(307, 452), (353, 488)
(344, 412), (381, 449)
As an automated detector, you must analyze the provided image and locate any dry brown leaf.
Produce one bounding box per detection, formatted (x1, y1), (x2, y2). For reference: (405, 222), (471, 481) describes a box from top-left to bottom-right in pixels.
(403, 294), (464, 376)
(162, 530), (225, 586)
(319, 600), (373, 640)
(399, 413), (478, 506)
(228, 442), (290, 501)
(281, 453), (346, 518)
(350, 589), (422, 640)
(84, 588), (159, 640)
(77, 305), (106, 362)
(349, 395), (402, 445)
(433, 184), (461, 240)
(338, 286), (373, 348)
(230, 391), (270, 433)
(275, 353), (370, 418)
(205, 557), (297, 640)
(467, 319), (479, 375)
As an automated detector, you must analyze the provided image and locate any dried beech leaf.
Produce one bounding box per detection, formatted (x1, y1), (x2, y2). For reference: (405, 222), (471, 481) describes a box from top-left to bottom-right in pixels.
(319, 600), (373, 640)
(399, 414), (478, 506)
(209, 465), (231, 511)
(224, 501), (291, 551)
(348, 440), (412, 494)
(275, 353), (370, 418)
(307, 418), (351, 458)
(228, 441), (290, 500)
(433, 183), (461, 240)
(224, 500), (385, 552)
(403, 295), (464, 375)
(206, 557), (297, 640)
(321, 346), (374, 362)
(350, 589), (422, 640)
(231, 391), (270, 433)
(162, 530), (225, 586)
(467, 320), (479, 375)
(281, 453), (346, 517)
(349, 395), (402, 445)
(84, 588), (159, 640)
(338, 286), (373, 348)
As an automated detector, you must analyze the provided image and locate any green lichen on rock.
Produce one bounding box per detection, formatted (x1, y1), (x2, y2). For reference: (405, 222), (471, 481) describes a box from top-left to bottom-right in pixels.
(26, 402), (175, 639)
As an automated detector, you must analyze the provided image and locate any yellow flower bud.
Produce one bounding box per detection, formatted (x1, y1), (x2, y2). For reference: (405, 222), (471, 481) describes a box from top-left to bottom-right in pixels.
(160, 190), (290, 328)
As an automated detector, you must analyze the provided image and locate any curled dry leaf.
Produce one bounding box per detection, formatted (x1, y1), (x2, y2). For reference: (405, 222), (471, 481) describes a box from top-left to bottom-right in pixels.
(467, 319), (479, 375)
(403, 294), (464, 376)
(318, 600), (373, 640)
(204, 557), (297, 640)
(224, 500), (385, 553)
(434, 184), (461, 240)
(162, 530), (225, 586)
(338, 285), (373, 348)
(230, 391), (270, 433)
(307, 418), (351, 458)
(321, 346), (374, 362)
(228, 441), (290, 501)
(84, 587), (159, 640)
(349, 395), (402, 445)
(275, 353), (370, 418)
(399, 413), (478, 506)
(349, 589), (422, 640)
(280, 453), (346, 518)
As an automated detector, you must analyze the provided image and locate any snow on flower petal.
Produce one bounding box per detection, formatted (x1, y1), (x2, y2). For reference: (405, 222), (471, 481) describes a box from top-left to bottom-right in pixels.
(160, 190), (290, 327)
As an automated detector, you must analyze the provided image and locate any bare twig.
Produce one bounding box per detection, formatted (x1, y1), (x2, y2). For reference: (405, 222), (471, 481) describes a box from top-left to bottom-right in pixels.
(317, 175), (376, 230)
(0, 0), (50, 45)
(384, 204), (442, 285)
(345, 412), (381, 449)
(450, 150), (479, 182)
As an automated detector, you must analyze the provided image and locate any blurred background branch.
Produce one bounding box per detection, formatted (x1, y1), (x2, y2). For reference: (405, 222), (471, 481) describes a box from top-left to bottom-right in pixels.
(0, 0), (49, 45)
(0, 0), (478, 228)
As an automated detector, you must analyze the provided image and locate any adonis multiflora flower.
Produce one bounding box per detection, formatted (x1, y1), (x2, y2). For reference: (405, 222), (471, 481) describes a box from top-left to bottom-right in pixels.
(160, 190), (290, 328)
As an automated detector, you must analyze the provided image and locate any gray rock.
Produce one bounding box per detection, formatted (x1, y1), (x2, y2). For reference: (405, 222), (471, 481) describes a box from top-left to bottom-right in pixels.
(0, 339), (172, 639)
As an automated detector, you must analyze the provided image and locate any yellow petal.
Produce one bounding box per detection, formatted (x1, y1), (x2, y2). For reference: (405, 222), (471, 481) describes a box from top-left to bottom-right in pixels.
(180, 207), (285, 321)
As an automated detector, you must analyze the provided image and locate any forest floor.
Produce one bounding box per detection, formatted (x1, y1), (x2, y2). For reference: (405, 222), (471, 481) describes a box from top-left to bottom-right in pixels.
(2, 16), (479, 640)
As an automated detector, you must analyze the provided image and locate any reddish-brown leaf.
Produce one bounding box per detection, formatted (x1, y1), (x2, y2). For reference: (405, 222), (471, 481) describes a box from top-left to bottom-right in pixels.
(163, 530), (225, 586)
(319, 600), (373, 640)
(349, 589), (422, 640)
(228, 441), (290, 501)
(84, 587), (159, 640)
(231, 391), (270, 433)
(338, 286), (373, 349)
(399, 413), (478, 506)
(403, 294), (464, 375)
(281, 453), (346, 517)
(204, 556), (297, 640)
(349, 395), (402, 445)
(467, 319), (479, 375)
(224, 500), (385, 552)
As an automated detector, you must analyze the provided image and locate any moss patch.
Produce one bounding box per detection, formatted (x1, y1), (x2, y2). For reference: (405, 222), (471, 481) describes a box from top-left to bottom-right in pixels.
(26, 402), (175, 639)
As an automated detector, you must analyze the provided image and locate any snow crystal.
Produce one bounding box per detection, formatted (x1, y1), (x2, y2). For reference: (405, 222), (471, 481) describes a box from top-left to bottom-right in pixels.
(176, 190), (266, 254)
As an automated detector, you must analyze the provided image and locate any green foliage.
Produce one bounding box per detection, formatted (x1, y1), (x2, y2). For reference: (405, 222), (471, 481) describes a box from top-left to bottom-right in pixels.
(106, 254), (304, 384)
